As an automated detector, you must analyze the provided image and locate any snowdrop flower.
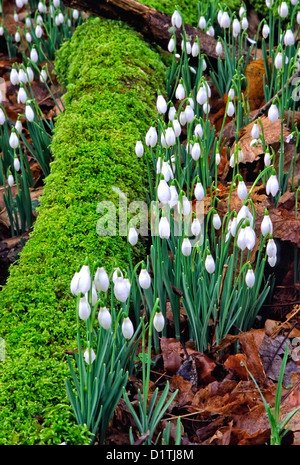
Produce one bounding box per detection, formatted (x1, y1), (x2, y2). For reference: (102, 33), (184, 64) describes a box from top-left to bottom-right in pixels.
(245, 268), (255, 288)
(26, 67), (34, 82)
(15, 119), (22, 134)
(14, 31), (21, 42)
(168, 36), (175, 53)
(229, 214), (238, 237)
(266, 237), (277, 258)
(175, 82), (185, 100)
(220, 11), (230, 28)
(153, 311), (165, 332)
(194, 123), (203, 139)
(261, 210), (273, 236)
(156, 94), (167, 114)
(262, 24), (270, 39)
(122, 317), (134, 340)
(178, 195), (191, 216)
(157, 178), (171, 204)
(165, 126), (176, 147)
(278, 2), (288, 18)
(181, 238), (192, 256)
(216, 41), (223, 56)
(78, 264), (91, 294)
(284, 29), (294, 46)
(244, 224), (256, 250)
(169, 184), (178, 208)
(0, 109), (5, 125)
(10, 68), (19, 86)
(191, 41), (199, 57)
(194, 182), (205, 200)
(38, 1), (46, 13)
(274, 52), (284, 70)
(268, 104), (279, 123)
(168, 104), (176, 121)
(251, 122), (260, 139)
(198, 16), (207, 29)
(18, 68), (28, 84)
(8, 174), (14, 187)
(237, 179), (248, 200)
(139, 268), (151, 290)
(171, 10), (182, 28)
(145, 126), (158, 147)
(266, 172), (279, 196)
(203, 102), (210, 114)
(215, 152), (221, 165)
(25, 16), (31, 28)
(98, 307), (112, 330)
(25, 32), (32, 43)
(114, 277), (130, 302)
(14, 157), (20, 171)
(135, 140), (144, 158)
(237, 204), (254, 228)
(205, 253), (215, 274)
(70, 271), (80, 295)
(217, 10), (223, 25)
(241, 17), (248, 30)
(297, 11), (300, 25)
(40, 69), (47, 83)
(232, 18), (241, 37)
(266, 0), (274, 7)
(207, 25), (215, 37)
(159, 216), (170, 239)
(84, 348), (96, 364)
(16, 0), (24, 7)
(227, 101), (235, 117)
(212, 212), (222, 230)
(17, 87), (27, 104)
(181, 40), (191, 55)
(196, 85), (209, 105)
(30, 47), (38, 63)
(9, 130), (19, 149)
(239, 6), (246, 17)
(228, 88), (235, 100)
(35, 25), (43, 38)
(184, 105), (194, 123)
(191, 217), (201, 236)
(94, 267), (109, 292)
(128, 227), (138, 246)
(53, 0), (60, 7)
(191, 142), (201, 161)
(264, 149), (271, 167)
(268, 255), (277, 267)
(237, 225), (247, 250)
(25, 103), (34, 122)
(0, 27), (3, 36)
(78, 295), (91, 321)
(179, 111), (187, 126)
(172, 119), (181, 137)
(73, 9), (79, 20)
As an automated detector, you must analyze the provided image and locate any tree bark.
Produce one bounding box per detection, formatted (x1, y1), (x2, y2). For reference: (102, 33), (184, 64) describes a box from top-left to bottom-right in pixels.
(62, 0), (220, 60)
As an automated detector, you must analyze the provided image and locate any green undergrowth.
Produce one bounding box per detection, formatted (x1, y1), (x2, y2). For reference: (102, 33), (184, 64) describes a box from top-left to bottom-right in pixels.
(0, 17), (166, 444)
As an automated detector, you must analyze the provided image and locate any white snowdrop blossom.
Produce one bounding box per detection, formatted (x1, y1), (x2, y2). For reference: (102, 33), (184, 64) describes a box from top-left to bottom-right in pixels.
(139, 268), (151, 290)
(266, 173), (279, 196)
(191, 217), (201, 236)
(284, 29), (294, 46)
(78, 295), (91, 321)
(9, 131), (19, 149)
(8, 174), (14, 187)
(237, 180), (248, 200)
(220, 11), (230, 28)
(194, 182), (205, 200)
(216, 41), (223, 56)
(171, 10), (182, 28)
(98, 307), (112, 330)
(153, 312), (165, 332)
(157, 178), (171, 204)
(268, 104), (279, 123)
(128, 227), (138, 246)
(135, 140), (144, 158)
(145, 126), (158, 147)
(245, 269), (255, 288)
(205, 253), (215, 274)
(181, 238), (192, 256)
(251, 122), (260, 139)
(94, 267), (109, 292)
(122, 317), (134, 340)
(262, 24), (270, 39)
(266, 238), (277, 258)
(84, 348), (96, 365)
(114, 277), (131, 302)
(278, 2), (288, 18)
(156, 94), (167, 114)
(212, 213), (222, 230)
(232, 18), (241, 37)
(168, 37), (175, 53)
(25, 103), (35, 122)
(261, 212), (273, 236)
(159, 216), (170, 239)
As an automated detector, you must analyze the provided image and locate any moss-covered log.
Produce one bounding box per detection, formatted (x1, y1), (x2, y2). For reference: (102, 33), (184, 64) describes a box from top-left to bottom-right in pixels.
(0, 17), (166, 445)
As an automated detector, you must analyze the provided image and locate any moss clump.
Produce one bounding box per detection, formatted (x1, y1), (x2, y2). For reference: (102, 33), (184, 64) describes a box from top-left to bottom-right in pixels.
(0, 17), (166, 444)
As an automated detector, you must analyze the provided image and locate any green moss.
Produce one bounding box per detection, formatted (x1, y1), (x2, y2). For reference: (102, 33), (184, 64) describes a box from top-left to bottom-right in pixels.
(0, 17), (166, 444)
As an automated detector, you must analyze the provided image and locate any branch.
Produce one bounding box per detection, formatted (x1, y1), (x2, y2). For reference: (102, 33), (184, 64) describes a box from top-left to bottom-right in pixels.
(62, 0), (220, 60)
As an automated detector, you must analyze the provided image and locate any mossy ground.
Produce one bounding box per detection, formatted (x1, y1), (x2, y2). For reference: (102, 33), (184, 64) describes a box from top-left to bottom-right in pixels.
(0, 17), (166, 444)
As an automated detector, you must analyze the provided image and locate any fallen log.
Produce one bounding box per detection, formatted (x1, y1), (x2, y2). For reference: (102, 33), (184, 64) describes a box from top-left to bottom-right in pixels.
(62, 0), (220, 60)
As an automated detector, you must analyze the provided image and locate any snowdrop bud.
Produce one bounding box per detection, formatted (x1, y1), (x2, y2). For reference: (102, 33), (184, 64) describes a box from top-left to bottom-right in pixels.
(220, 11), (230, 28)
(157, 178), (171, 204)
(114, 277), (130, 302)
(228, 88), (235, 100)
(178, 195), (191, 216)
(230, 214), (238, 237)
(264, 149), (271, 167)
(153, 311), (165, 332)
(205, 253), (215, 274)
(239, 6), (246, 17)
(207, 25), (215, 37)
(191, 142), (201, 161)
(78, 295), (91, 321)
(84, 348), (96, 364)
(94, 267), (109, 292)
(237, 226), (247, 250)
(168, 37), (175, 53)
(232, 18), (241, 37)
(70, 271), (80, 295)
(72, 9), (79, 20)
(196, 85), (208, 105)
(145, 126), (157, 147)
(202, 58), (207, 71)
(175, 82), (185, 100)
(0, 109), (5, 125)
(25, 103), (34, 122)
(8, 174), (14, 187)
(251, 122), (260, 139)
(135, 140), (144, 157)
(159, 216), (170, 239)
(156, 94), (167, 114)
(185, 105), (194, 123)
(98, 307), (112, 330)
(14, 157), (20, 171)
(227, 101), (235, 117)
(198, 16), (206, 29)
(26, 67), (34, 82)
(181, 238), (192, 256)
(215, 152), (221, 165)
(15, 31), (20, 42)
(266, 172), (279, 196)
(266, 237), (277, 257)
(278, 2), (288, 18)
(17, 87), (27, 104)
(241, 17), (248, 30)
(266, 0), (274, 7)
(78, 264), (91, 294)
(128, 227), (138, 246)
(284, 29), (294, 46)
(168, 104), (176, 121)
(9, 131), (19, 149)
(262, 24), (270, 39)
(38, 1), (45, 13)
(181, 40), (191, 55)
(245, 225), (256, 250)
(217, 10), (223, 25)
(191, 41), (199, 57)
(139, 268), (151, 290)
(216, 41), (223, 56)
(245, 269), (255, 287)
(25, 16), (31, 28)
(10, 68), (19, 86)
(40, 69), (47, 83)
(36, 14), (43, 25)
(212, 212), (222, 230)
(191, 217), (201, 236)
(261, 211), (273, 236)
(194, 123), (203, 139)
(297, 11), (300, 25)
(268, 104), (279, 123)
(164, 126), (175, 147)
(35, 25), (43, 38)
(16, 0), (24, 7)
(172, 119), (181, 137)
(171, 10), (182, 28)
(268, 255), (277, 267)
(169, 184), (178, 208)
(18, 68), (28, 84)
(274, 52), (283, 70)
(194, 182), (205, 200)
(25, 32), (32, 43)
(122, 317), (134, 340)
(53, 0), (60, 7)
(237, 180), (248, 200)
(30, 47), (38, 63)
